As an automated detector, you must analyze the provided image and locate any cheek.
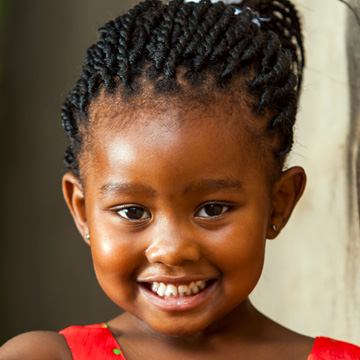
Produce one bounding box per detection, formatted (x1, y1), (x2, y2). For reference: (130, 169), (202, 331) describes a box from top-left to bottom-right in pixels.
(209, 206), (268, 284)
(87, 209), (141, 276)
(215, 232), (266, 277)
(218, 237), (266, 304)
(89, 230), (143, 303)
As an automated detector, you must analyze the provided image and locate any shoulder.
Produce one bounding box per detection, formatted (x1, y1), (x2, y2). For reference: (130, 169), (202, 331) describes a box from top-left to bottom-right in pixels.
(309, 337), (360, 360)
(0, 331), (72, 360)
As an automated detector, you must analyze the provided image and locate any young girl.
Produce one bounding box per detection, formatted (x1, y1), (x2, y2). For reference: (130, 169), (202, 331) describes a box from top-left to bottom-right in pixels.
(1, 0), (360, 359)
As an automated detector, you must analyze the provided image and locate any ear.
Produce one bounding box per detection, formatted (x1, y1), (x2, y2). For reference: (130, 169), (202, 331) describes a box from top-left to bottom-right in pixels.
(62, 172), (90, 245)
(267, 166), (306, 239)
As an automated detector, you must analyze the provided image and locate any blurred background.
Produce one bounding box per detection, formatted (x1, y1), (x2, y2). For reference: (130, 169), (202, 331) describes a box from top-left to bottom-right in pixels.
(1, 0), (359, 346)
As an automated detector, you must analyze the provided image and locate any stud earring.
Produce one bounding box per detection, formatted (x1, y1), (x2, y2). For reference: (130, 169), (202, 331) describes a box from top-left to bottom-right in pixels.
(86, 234), (90, 240)
(272, 225), (278, 231)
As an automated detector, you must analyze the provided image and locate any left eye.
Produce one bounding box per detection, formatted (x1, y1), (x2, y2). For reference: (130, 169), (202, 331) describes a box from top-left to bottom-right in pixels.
(196, 203), (229, 218)
(117, 206), (151, 221)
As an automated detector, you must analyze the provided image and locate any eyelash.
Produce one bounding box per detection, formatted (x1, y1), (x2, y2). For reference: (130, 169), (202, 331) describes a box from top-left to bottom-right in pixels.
(115, 204), (151, 222)
(195, 202), (233, 219)
(114, 202), (233, 222)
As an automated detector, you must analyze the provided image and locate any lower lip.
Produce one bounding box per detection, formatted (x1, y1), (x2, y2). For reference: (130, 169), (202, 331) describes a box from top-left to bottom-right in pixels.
(138, 281), (218, 312)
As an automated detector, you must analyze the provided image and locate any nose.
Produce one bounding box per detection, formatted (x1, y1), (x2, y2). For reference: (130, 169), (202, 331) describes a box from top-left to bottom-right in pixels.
(145, 221), (201, 266)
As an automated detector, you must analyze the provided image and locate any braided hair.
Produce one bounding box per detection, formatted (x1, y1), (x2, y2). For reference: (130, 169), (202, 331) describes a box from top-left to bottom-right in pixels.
(62, 0), (305, 176)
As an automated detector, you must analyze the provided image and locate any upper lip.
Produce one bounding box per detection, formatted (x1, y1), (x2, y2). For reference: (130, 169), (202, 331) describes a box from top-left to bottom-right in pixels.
(137, 276), (217, 284)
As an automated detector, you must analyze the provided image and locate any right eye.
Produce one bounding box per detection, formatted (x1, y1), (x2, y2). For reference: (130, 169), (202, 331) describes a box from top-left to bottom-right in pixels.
(117, 206), (151, 221)
(195, 203), (230, 219)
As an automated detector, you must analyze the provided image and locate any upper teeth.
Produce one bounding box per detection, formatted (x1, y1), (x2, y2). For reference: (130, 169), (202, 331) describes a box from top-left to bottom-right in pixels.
(151, 281), (207, 297)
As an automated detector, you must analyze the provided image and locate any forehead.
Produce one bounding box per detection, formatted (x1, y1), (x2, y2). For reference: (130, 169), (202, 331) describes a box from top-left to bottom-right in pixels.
(81, 89), (274, 182)
(87, 84), (268, 139)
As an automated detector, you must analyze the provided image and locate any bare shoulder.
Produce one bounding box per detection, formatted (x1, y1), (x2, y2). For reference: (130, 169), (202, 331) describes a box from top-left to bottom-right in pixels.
(0, 331), (72, 360)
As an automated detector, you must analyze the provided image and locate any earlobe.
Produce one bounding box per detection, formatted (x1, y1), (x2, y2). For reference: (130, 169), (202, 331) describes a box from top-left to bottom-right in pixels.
(267, 166), (306, 239)
(62, 172), (90, 245)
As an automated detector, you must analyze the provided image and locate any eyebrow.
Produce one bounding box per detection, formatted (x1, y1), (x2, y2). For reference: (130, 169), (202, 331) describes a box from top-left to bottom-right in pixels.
(99, 182), (157, 197)
(183, 177), (244, 194)
(99, 177), (244, 198)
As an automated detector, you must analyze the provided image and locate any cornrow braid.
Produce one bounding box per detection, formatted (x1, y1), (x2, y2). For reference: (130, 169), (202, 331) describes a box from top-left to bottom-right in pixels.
(62, 0), (305, 175)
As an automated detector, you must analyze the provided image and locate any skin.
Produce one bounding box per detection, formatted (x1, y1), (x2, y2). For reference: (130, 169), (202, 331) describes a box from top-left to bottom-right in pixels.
(0, 94), (313, 360)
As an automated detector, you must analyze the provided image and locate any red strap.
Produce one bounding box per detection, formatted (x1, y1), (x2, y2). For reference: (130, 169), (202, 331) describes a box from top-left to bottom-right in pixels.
(60, 327), (360, 360)
(59, 324), (127, 360)
(308, 337), (360, 360)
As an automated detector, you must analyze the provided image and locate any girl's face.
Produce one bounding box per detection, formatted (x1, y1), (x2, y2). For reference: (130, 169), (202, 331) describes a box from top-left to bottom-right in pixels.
(63, 96), (304, 338)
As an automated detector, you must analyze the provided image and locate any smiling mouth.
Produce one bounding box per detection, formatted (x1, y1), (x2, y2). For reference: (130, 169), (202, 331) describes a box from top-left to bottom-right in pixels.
(142, 280), (215, 298)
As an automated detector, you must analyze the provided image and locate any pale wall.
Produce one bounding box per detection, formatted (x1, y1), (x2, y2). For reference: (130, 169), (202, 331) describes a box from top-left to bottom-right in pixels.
(251, 0), (360, 344)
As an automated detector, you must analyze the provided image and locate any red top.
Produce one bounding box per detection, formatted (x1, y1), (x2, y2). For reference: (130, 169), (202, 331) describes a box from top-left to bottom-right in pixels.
(59, 324), (360, 360)
(308, 337), (360, 360)
(59, 324), (126, 360)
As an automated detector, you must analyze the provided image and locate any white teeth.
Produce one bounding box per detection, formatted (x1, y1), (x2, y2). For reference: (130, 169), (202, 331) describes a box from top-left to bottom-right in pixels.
(151, 282), (160, 292)
(157, 283), (166, 297)
(149, 280), (208, 297)
(195, 281), (206, 290)
(178, 285), (188, 296)
(164, 284), (178, 297)
(192, 285), (199, 294)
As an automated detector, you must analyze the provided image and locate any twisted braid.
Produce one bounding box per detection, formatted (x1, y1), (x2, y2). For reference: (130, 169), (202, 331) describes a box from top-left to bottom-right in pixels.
(62, 0), (305, 174)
